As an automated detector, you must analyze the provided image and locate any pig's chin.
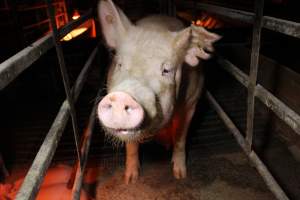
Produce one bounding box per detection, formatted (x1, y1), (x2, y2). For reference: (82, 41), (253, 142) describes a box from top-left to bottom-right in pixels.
(104, 127), (144, 142)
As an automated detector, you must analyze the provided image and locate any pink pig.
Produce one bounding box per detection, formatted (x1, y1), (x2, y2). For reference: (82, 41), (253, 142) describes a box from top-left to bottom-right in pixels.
(97, 0), (221, 184)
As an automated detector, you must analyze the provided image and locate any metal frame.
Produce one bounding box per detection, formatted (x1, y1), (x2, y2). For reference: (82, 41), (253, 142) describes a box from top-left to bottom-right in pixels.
(0, 1), (98, 200)
(184, 0), (300, 199)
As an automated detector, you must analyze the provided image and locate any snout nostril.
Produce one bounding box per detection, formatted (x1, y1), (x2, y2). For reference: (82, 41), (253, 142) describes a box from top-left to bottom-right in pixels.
(103, 104), (112, 109)
(124, 105), (130, 112)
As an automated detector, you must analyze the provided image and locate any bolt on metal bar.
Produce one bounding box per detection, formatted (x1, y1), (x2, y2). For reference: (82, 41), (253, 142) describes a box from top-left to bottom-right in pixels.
(246, 0), (264, 152)
(0, 34), (53, 90)
(46, 0), (82, 169)
(15, 46), (98, 200)
(206, 91), (290, 200)
(216, 57), (300, 136)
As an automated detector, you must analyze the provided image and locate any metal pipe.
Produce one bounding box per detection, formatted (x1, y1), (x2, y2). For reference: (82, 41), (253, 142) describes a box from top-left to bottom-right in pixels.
(246, 0), (264, 151)
(46, 0), (82, 170)
(15, 46), (98, 200)
(206, 91), (290, 200)
(0, 34), (53, 90)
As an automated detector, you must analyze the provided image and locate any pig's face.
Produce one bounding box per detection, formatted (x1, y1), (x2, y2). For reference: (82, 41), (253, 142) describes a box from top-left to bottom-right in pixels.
(97, 0), (220, 142)
(106, 28), (182, 139)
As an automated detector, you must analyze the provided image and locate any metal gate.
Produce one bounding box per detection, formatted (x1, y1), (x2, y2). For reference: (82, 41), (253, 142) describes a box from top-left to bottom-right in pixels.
(0, 0), (299, 200)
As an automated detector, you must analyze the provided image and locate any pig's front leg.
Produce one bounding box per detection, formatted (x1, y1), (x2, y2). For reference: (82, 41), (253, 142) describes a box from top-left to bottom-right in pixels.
(125, 142), (140, 184)
(172, 105), (196, 179)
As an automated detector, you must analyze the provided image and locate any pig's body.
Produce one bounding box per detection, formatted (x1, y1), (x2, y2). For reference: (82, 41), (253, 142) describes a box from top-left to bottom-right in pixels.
(97, 0), (220, 183)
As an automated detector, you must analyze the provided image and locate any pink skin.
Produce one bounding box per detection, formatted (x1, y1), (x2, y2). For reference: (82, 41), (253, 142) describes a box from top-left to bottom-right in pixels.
(97, 91), (144, 134)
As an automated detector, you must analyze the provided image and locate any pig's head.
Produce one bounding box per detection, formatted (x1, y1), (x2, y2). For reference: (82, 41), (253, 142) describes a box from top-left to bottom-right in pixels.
(97, 0), (221, 142)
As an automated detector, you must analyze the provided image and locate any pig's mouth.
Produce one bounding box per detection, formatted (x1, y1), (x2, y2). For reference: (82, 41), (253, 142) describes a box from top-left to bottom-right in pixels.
(104, 127), (144, 142)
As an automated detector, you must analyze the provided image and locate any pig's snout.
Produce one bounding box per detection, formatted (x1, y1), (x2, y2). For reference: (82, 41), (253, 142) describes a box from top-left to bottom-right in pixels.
(97, 92), (144, 131)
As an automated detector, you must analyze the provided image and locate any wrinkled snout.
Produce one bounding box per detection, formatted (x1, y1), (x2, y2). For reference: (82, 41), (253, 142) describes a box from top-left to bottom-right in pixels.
(97, 92), (144, 131)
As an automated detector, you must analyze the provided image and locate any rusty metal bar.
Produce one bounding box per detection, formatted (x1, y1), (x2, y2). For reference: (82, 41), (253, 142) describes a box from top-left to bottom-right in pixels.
(15, 45), (98, 200)
(206, 91), (290, 200)
(246, 0), (264, 151)
(0, 34), (53, 90)
(263, 16), (300, 39)
(46, 0), (82, 170)
(216, 57), (300, 137)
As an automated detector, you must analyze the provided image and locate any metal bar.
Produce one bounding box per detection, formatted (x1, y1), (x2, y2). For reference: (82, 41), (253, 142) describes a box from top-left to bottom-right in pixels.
(217, 58), (300, 137)
(46, 0), (82, 169)
(15, 46), (98, 200)
(72, 82), (104, 200)
(180, 2), (300, 38)
(263, 16), (300, 39)
(246, 0), (264, 151)
(206, 91), (290, 200)
(255, 85), (300, 135)
(0, 34), (53, 90)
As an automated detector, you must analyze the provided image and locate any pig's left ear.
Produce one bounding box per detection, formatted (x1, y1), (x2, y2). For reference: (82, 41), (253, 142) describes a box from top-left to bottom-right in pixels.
(185, 25), (221, 66)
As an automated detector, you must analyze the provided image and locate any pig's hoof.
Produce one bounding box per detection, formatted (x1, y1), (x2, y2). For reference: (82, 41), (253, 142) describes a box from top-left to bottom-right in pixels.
(172, 153), (187, 179)
(124, 166), (139, 184)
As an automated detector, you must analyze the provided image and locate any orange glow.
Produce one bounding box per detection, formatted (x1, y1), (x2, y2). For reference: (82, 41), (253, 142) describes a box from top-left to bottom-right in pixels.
(72, 10), (80, 20)
(192, 13), (223, 29)
(0, 165), (91, 199)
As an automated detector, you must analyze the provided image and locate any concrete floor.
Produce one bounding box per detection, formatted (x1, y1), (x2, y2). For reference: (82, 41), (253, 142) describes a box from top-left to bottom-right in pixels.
(95, 149), (275, 200)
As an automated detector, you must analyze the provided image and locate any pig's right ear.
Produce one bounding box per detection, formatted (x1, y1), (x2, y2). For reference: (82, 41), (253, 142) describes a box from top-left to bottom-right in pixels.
(98, 0), (132, 48)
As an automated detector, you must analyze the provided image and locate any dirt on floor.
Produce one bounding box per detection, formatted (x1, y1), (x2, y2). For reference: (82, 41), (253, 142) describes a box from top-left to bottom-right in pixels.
(95, 151), (275, 200)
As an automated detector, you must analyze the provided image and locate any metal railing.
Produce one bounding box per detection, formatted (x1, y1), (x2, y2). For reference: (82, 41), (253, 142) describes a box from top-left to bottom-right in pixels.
(182, 0), (300, 199)
(0, 1), (99, 200)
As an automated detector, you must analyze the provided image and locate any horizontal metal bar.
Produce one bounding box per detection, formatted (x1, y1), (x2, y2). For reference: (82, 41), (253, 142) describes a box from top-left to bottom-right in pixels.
(217, 57), (300, 137)
(15, 46), (98, 200)
(180, 2), (300, 38)
(206, 91), (290, 200)
(263, 16), (300, 39)
(57, 9), (93, 40)
(0, 34), (53, 90)
(255, 84), (300, 135)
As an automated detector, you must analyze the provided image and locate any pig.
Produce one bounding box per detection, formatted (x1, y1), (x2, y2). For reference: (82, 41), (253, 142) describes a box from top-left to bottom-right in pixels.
(97, 0), (221, 184)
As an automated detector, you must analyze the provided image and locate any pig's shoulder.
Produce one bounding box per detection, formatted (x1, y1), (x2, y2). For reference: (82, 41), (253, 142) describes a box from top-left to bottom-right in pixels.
(136, 15), (185, 32)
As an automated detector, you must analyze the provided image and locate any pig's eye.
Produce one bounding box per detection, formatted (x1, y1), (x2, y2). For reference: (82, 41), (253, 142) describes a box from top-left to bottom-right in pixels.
(161, 62), (174, 77)
(117, 63), (122, 68)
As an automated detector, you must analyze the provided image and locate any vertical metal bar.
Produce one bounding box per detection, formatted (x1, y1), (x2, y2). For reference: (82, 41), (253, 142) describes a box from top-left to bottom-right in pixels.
(46, 0), (82, 167)
(246, 0), (264, 151)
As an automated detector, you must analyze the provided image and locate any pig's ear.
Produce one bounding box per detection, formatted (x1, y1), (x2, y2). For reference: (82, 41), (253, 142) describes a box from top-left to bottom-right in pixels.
(185, 25), (222, 66)
(98, 0), (132, 48)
